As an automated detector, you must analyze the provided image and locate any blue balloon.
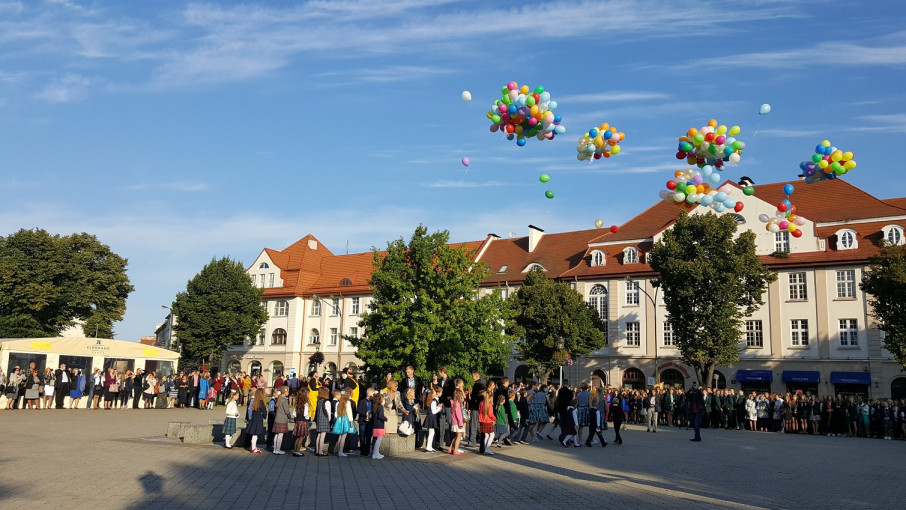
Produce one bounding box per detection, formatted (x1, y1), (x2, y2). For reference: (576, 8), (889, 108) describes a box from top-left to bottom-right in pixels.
(700, 195), (714, 206)
(604, 130), (613, 140)
(516, 137), (527, 146)
(508, 104), (517, 115)
(723, 198), (736, 208)
(715, 191), (728, 202)
(554, 114), (562, 123)
(783, 184), (794, 196)
(506, 134), (515, 140)
(589, 128), (598, 138)
(815, 145), (824, 154)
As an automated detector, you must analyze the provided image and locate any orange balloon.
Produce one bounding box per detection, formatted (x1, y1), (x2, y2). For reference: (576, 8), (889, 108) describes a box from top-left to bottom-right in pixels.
(696, 184), (705, 193)
(618, 132), (626, 141)
(603, 151), (611, 158)
(601, 123), (610, 130)
(679, 136), (689, 142)
(686, 156), (697, 165)
(674, 170), (685, 178)
(688, 128), (699, 138)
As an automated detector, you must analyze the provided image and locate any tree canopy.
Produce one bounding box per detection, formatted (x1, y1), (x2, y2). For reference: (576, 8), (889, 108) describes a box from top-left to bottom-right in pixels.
(860, 243), (906, 367)
(351, 225), (512, 383)
(649, 211), (776, 386)
(507, 267), (607, 383)
(0, 229), (133, 338)
(172, 257), (268, 365)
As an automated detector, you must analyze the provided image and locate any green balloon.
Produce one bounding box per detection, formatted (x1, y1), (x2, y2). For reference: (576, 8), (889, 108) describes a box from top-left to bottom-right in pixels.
(544, 190), (555, 199)
(539, 174), (550, 183)
(526, 96), (535, 106)
(501, 86), (509, 95)
(743, 185), (755, 196)
(534, 86), (545, 94)
(693, 133), (704, 144)
(491, 114), (501, 124)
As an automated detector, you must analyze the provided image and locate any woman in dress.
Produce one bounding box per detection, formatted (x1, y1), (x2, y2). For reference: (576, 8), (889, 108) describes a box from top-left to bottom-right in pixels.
(313, 386), (332, 457)
(245, 388), (267, 453)
(331, 391), (356, 457)
(24, 368), (42, 409)
(104, 368), (118, 410)
(42, 367), (55, 410)
(382, 379), (403, 436)
(422, 388), (441, 452)
(5, 367), (23, 409)
(271, 387), (292, 455)
(306, 372), (320, 420)
(143, 371), (157, 409)
(448, 389), (465, 455)
(177, 374), (189, 408)
(167, 376), (179, 408)
(68, 369), (84, 409)
(200, 372), (211, 410)
(745, 393), (757, 431)
(222, 391), (240, 448)
(529, 384), (551, 441)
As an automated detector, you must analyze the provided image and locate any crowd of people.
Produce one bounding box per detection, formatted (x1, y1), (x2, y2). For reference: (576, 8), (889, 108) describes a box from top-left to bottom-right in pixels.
(4, 362), (905, 449)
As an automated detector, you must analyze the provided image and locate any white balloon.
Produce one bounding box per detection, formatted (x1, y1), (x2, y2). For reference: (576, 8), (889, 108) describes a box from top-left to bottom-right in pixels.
(758, 214), (770, 223)
(462, 90), (472, 101)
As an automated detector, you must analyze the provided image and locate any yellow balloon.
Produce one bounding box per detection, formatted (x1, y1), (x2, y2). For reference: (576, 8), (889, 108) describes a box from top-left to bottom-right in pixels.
(595, 136), (604, 148)
(519, 85), (529, 95)
(486, 112), (493, 119)
(788, 223), (797, 233)
(831, 150), (843, 162)
(821, 140), (831, 147)
(530, 105), (539, 116)
(729, 125), (741, 136)
(818, 160), (829, 169)
(611, 144), (621, 155)
(844, 160), (857, 170)
(843, 151), (854, 161)
(716, 125), (727, 135)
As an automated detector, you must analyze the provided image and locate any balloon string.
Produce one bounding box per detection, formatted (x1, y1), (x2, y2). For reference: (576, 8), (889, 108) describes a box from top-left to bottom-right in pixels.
(753, 121), (761, 137)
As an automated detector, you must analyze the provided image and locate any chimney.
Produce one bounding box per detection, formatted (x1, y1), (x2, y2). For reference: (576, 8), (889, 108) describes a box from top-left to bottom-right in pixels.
(738, 176), (754, 187)
(308, 239), (317, 250)
(797, 174), (805, 181)
(528, 225), (544, 252)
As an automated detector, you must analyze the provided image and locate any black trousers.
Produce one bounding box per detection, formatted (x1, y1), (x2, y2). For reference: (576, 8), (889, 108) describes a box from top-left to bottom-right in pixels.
(133, 387), (142, 408)
(55, 384), (69, 408)
(613, 419), (623, 443)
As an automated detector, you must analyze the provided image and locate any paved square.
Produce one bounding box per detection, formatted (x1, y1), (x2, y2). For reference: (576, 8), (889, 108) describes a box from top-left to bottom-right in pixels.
(0, 408), (902, 509)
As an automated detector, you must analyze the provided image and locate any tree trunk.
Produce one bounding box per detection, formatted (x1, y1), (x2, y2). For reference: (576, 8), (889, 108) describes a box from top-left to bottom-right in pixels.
(539, 369), (551, 385)
(704, 363), (716, 389)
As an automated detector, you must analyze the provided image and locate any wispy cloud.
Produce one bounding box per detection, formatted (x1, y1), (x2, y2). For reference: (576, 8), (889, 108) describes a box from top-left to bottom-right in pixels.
(314, 65), (455, 84)
(754, 128), (823, 138)
(677, 40), (906, 70)
(558, 92), (669, 104)
(123, 181), (210, 192)
(854, 113), (906, 133)
(426, 180), (509, 188)
(34, 73), (94, 102)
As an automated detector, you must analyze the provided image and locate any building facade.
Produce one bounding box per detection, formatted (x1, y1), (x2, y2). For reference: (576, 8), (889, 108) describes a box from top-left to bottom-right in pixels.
(224, 179), (906, 399)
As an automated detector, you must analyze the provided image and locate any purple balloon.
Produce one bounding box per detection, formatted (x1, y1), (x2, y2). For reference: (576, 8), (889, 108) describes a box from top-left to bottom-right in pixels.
(461, 157), (470, 167)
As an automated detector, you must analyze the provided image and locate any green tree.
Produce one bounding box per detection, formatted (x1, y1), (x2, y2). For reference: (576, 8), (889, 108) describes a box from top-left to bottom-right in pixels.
(172, 257), (268, 365)
(351, 225), (512, 383)
(649, 211), (776, 386)
(0, 229), (133, 338)
(508, 268), (607, 383)
(860, 243), (906, 367)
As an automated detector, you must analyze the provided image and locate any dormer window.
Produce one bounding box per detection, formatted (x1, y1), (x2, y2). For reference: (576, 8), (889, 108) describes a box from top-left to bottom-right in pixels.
(498, 265), (509, 273)
(340, 278), (352, 287)
(835, 229), (858, 250)
(623, 247), (638, 265)
(259, 262), (269, 269)
(590, 250), (605, 267)
(729, 213), (746, 225)
(523, 263), (547, 272)
(882, 225), (905, 246)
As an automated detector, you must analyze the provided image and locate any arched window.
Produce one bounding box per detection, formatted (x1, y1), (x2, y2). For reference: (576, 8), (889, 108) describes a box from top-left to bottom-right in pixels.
(258, 262), (269, 269)
(623, 247), (638, 264)
(310, 298), (321, 316)
(270, 361), (284, 384)
(660, 368), (685, 388)
(344, 362), (358, 376)
(592, 369), (607, 386)
(882, 225), (905, 246)
(227, 360), (241, 375)
(891, 377), (906, 399)
(523, 263), (547, 272)
(835, 229), (858, 250)
(729, 213), (746, 225)
(590, 250), (605, 267)
(271, 328), (287, 345)
(622, 367), (645, 389)
(309, 328), (320, 345)
(249, 361), (262, 376)
(340, 278), (352, 287)
(587, 284), (608, 322)
(711, 370), (727, 389)
(274, 300), (289, 317)
(325, 362), (337, 378)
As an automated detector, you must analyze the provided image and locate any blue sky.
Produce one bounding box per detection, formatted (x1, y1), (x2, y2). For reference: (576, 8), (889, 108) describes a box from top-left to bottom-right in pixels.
(2, 0), (905, 341)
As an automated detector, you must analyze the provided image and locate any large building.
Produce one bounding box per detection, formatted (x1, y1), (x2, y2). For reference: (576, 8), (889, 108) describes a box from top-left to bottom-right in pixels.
(223, 178), (906, 400)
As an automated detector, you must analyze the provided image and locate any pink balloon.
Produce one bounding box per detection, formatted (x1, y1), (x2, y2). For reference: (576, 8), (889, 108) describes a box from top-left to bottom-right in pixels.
(461, 157), (470, 167)
(715, 135), (726, 145)
(779, 220), (789, 230)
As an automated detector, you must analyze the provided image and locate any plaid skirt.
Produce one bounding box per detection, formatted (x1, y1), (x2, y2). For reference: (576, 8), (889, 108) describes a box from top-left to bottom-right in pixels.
(272, 422), (289, 434)
(529, 403), (549, 424)
(293, 420), (310, 437)
(480, 421), (494, 434)
(576, 406), (590, 427)
(316, 413), (331, 432)
(222, 417), (238, 436)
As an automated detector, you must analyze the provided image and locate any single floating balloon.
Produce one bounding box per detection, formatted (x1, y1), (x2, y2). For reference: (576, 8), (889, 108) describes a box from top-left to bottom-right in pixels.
(759, 103), (771, 115)
(610, 225), (619, 234)
(539, 174), (550, 183)
(594, 218), (604, 229)
(544, 190), (555, 199)
(462, 90), (472, 102)
(461, 157), (470, 167)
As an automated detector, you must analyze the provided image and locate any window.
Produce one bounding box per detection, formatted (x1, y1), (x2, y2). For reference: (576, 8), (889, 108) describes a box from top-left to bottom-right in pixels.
(590, 250), (605, 267)
(309, 328), (320, 345)
(351, 297), (360, 315)
(788, 272), (807, 301)
(745, 320), (763, 347)
(587, 284), (608, 343)
(625, 322), (640, 346)
(257, 329), (266, 346)
(340, 278), (352, 287)
(349, 326), (358, 339)
(271, 328), (287, 345)
(258, 262), (269, 269)
(311, 299), (321, 316)
(790, 319), (809, 346)
(498, 265), (509, 273)
(331, 298), (340, 316)
(270, 361), (283, 384)
(251, 274), (257, 286)
(329, 327), (338, 346)
(625, 280), (640, 305)
(275, 300), (289, 317)
(775, 231), (790, 252)
(836, 229), (858, 250)
(730, 213), (746, 225)
(836, 270), (856, 299)
(623, 247), (638, 264)
(663, 321), (674, 346)
(839, 319), (858, 346)
(524, 263), (546, 272)
(883, 225), (904, 246)
(268, 273), (274, 288)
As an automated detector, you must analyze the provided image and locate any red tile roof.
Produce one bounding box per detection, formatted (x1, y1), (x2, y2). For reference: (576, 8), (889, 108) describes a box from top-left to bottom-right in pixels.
(475, 228), (603, 284)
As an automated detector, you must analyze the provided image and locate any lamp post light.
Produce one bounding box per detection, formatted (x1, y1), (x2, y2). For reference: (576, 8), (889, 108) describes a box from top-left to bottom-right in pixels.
(626, 276), (660, 385)
(557, 338), (565, 387)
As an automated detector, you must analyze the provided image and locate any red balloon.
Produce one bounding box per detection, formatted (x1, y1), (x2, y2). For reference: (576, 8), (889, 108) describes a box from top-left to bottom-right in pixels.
(704, 132), (715, 142)
(593, 152), (602, 160)
(675, 151), (686, 160)
(789, 205), (797, 215)
(734, 201), (744, 212)
(666, 180), (677, 190)
(505, 124), (515, 134)
(610, 225), (620, 234)
(792, 229), (803, 238)
(776, 202), (788, 213)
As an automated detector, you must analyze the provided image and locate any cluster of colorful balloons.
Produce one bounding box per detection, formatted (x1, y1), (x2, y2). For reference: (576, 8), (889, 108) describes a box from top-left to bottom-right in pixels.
(759, 184), (806, 237)
(594, 218), (620, 233)
(576, 122), (625, 161)
(675, 119), (746, 169)
(487, 82), (566, 146)
(660, 168), (743, 213)
(799, 140), (856, 184)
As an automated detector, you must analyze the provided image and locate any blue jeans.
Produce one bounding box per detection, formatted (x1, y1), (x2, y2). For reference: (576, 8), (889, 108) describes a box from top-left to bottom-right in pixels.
(693, 412), (703, 440)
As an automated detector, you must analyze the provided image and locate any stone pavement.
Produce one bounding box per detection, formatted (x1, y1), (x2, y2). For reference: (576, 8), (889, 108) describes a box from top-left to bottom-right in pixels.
(0, 407), (903, 509)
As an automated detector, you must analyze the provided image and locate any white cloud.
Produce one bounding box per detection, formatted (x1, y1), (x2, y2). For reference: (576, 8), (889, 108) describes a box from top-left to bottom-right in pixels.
(558, 92), (669, 104)
(34, 73), (94, 102)
(122, 181), (210, 192)
(678, 40), (906, 70)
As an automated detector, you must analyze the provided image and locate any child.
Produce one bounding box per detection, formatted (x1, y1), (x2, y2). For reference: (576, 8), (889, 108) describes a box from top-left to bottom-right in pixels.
(448, 389), (465, 455)
(272, 388), (293, 455)
(423, 388), (441, 452)
(331, 391), (356, 457)
(223, 390), (240, 449)
(506, 390), (520, 445)
(478, 391), (496, 455)
(586, 397), (608, 447)
(245, 388), (267, 453)
(494, 394), (510, 448)
(357, 388), (375, 457)
(371, 393), (387, 459)
(559, 402), (578, 447)
(314, 387), (332, 457)
(291, 390), (310, 457)
(207, 386), (217, 410)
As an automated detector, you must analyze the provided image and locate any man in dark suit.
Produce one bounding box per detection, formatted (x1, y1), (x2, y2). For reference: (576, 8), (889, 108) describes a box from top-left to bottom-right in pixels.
(190, 370), (200, 408)
(132, 368), (144, 409)
(399, 366), (424, 401)
(467, 371), (485, 447)
(688, 381), (705, 442)
(54, 363), (71, 409)
(555, 380), (573, 441)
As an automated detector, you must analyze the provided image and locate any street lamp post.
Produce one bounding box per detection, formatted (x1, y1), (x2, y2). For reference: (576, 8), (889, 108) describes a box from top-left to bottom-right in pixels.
(557, 339), (565, 386)
(626, 276), (660, 386)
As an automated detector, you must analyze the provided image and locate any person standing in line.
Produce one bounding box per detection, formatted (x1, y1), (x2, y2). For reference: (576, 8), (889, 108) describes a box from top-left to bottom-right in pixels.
(176, 374), (188, 408)
(357, 387), (374, 457)
(745, 393), (757, 431)
(4, 367), (22, 409)
(104, 368), (117, 410)
(223, 391), (240, 448)
(131, 368), (144, 409)
(199, 372), (211, 410)
(24, 368), (42, 409)
(422, 388), (442, 452)
(291, 388), (311, 457)
(448, 389), (465, 455)
(647, 389), (659, 433)
(332, 391), (356, 457)
(245, 388), (267, 453)
(478, 391), (496, 455)
(68, 369), (84, 409)
(611, 391), (624, 445)
(688, 381), (705, 442)
(42, 367), (55, 410)
(271, 387), (292, 455)
(467, 371), (485, 447)
(306, 372), (320, 421)
(143, 371), (157, 409)
(55, 364), (73, 409)
(313, 387), (332, 457)
(371, 393), (387, 459)
(437, 367), (454, 450)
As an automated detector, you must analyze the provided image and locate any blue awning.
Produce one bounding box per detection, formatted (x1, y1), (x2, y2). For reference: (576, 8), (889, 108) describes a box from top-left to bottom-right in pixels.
(782, 371), (820, 383)
(736, 370), (773, 382)
(830, 372), (870, 385)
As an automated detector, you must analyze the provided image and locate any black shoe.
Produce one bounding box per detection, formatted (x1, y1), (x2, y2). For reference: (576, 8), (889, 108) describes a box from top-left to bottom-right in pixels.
(690, 438), (701, 442)
(546, 435), (553, 440)
(503, 439), (513, 446)
(601, 441), (607, 447)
